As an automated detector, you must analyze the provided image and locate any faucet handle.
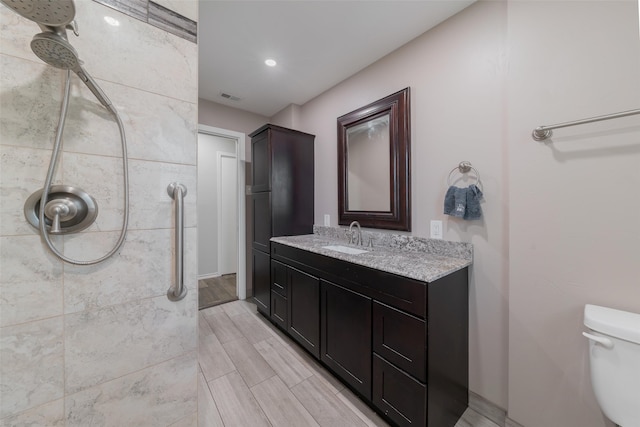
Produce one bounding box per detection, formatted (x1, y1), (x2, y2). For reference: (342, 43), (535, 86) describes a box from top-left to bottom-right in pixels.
(367, 236), (373, 248)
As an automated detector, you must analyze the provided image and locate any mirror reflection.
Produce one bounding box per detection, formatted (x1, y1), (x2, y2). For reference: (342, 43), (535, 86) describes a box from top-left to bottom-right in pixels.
(346, 113), (390, 211)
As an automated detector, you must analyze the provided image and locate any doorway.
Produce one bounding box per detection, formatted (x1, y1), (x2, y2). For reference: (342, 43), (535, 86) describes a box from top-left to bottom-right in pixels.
(197, 125), (246, 309)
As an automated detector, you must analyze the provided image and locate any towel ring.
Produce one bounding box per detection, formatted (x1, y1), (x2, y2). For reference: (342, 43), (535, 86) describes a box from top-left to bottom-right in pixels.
(447, 161), (482, 188)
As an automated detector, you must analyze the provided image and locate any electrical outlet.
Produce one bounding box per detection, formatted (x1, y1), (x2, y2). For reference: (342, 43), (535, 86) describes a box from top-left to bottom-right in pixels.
(323, 214), (330, 226)
(430, 220), (443, 239)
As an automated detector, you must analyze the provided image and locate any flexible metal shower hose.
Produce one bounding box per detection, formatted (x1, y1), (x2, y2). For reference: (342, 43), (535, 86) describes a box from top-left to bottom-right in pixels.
(39, 70), (129, 265)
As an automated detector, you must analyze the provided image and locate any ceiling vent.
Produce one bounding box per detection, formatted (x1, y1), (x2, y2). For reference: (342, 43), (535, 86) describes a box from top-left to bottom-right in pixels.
(219, 92), (241, 101)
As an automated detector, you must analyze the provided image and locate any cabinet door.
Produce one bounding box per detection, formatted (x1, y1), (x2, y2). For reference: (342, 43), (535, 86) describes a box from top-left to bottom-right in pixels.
(252, 192), (271, 252)
(373, 354), (426, 427)
(321, 280), (372, 399)
(373, 301), (426, 382)
(253, 249), (270, 315)
(288, 267), (320, 358)
(271, 260), (288, 297)
(251, 130), (270, 192)
(271, 291), (287, 329)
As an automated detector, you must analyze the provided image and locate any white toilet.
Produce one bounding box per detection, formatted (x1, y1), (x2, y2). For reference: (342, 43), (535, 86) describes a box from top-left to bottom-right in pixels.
(583, 304), (640, 427)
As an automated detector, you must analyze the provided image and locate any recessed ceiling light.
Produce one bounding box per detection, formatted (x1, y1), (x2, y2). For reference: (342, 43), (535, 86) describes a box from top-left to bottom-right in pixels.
(265, 59), (277, 67)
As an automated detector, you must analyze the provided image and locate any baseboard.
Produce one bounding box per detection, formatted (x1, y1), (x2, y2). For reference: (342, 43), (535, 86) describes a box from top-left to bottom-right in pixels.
(198, 273), (220, 280)
(469, 391), (506, 427)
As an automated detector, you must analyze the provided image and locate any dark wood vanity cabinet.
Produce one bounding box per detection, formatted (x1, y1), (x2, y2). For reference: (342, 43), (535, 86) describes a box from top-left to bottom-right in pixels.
(321, 280), (372, 399)
(269, 241), (469, 427)
(250, 124), (314, 317)
(270, 259), (320, 357)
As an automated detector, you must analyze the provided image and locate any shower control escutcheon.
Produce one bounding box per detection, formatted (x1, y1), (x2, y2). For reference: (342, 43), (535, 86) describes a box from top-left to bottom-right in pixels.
(24, 185), (98, 234)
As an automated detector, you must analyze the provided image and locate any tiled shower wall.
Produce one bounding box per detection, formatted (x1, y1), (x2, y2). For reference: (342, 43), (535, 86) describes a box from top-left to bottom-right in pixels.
(0, 0), (198, 425)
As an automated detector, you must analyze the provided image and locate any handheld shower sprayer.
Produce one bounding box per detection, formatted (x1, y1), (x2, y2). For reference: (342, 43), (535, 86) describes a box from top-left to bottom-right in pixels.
(30, 32), (114, 110)
(2, 0), (129, 265)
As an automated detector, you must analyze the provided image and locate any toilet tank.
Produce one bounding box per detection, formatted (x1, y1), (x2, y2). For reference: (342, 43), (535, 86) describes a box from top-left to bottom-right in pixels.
(584, 304), (640, 427)
(584, 304), (640, 344)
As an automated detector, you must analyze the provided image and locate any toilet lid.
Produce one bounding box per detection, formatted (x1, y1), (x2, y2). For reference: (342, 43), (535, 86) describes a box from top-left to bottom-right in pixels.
(584, 304), (640, 345)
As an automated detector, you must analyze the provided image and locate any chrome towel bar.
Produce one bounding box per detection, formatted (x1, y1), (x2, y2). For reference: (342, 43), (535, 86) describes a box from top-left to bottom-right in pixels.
(532, 108), (640, 141)
(167, 182), (188, 301)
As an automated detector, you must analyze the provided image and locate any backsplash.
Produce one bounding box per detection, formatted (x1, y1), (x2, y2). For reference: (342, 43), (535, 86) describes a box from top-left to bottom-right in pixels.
(313, 225), (473, 261)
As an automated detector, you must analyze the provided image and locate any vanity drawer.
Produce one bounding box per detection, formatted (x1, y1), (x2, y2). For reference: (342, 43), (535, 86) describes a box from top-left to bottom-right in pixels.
(373, 301), (426, 382)
(271, 291), (287, 329)
(271, 259), (288, 297)
(373, 354), (426, 427)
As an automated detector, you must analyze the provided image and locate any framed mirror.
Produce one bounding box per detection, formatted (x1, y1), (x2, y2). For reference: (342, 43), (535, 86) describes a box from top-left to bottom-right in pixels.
(338, 88), (411, 231)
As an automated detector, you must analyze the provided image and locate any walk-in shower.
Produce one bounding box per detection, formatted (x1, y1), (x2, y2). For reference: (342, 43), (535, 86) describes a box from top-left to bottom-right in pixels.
(2, 0), (129, 265)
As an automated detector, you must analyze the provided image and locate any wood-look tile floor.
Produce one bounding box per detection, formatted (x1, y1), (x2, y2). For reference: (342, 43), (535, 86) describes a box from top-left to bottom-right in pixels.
(198, 299), (500, 427)
(198, 274), (237, 310)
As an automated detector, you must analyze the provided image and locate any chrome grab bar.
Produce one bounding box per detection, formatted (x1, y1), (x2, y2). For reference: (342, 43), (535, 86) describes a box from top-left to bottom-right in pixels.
(167, 182), (188, 301)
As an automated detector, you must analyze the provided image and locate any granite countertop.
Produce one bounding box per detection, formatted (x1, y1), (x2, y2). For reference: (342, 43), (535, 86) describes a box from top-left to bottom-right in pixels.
(271, 233), (472, 283)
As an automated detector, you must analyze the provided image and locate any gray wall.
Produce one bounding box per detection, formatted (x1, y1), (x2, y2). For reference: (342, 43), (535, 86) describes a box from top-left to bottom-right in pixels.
(197, 2), (640, 425)
(0, 1), (198, 424)
(272, 1), (640, 426)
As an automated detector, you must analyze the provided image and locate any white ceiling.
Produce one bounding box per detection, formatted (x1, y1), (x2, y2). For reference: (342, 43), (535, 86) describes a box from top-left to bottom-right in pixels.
(198, 1), (475, 117)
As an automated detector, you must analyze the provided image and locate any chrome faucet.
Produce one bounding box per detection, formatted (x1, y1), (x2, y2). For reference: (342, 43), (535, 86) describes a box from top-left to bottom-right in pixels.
(348, 221), (362, 246)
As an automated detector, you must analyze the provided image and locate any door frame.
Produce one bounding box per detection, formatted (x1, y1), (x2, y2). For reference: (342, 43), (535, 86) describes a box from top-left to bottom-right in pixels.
(198, 124), (247, 300)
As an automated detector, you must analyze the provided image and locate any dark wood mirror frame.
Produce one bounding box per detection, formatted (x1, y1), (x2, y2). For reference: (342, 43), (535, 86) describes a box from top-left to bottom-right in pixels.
(337, 88), (411, 231)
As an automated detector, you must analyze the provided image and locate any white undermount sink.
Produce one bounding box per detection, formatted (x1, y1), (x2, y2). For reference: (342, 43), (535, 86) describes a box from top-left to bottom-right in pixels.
(322, 245), (369, 255)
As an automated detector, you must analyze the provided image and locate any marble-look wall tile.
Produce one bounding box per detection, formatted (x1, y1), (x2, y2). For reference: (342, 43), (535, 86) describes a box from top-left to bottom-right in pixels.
(62, 152), (126, 233)
(0, 317), (64, 417)
(73, 1), (198, 103)
(63, 229), (170, 312)
(64, 291), (197, 394)
(106, 80), (197, 165)
(60, 79), (197, 165)
(65, 351), (197, 427)
(92, 0), (148, 22)
(0, 56), (63, 151)
(1, 0), (198, 423)
(0, 5), (48, 62)
(169, 412), (198, 427)
(128, 159), (196, 230)
(63, 228), (197, 313)
(0, 145), (61, 236)
(148, 1), (197, 43)
(0, 399), (64, 427)
(0, 0), (197, 103)
(0, 235), (63, 327)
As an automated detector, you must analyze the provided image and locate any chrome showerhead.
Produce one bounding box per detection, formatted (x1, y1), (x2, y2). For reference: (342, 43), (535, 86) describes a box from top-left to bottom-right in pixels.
(0, 0), (75, 27)
(30, 31), (113, 110)
(3, 0), (113, 110)
(30, 31), (79, 70)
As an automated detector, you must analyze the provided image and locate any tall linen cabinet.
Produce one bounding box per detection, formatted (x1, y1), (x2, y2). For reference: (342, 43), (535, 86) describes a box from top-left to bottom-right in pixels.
(250, 124), (315, 316)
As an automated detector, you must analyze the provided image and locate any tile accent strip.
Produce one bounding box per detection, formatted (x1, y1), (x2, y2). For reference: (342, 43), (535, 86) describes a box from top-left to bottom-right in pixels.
(92, 0), (148, 22)
(92, 0), (197, 43)
(149, 1), (197, 43)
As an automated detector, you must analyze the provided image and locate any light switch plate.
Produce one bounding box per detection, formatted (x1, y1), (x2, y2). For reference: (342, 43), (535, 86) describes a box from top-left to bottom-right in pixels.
(430, 220), (443, 239)
(324, 214), (330, 226)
